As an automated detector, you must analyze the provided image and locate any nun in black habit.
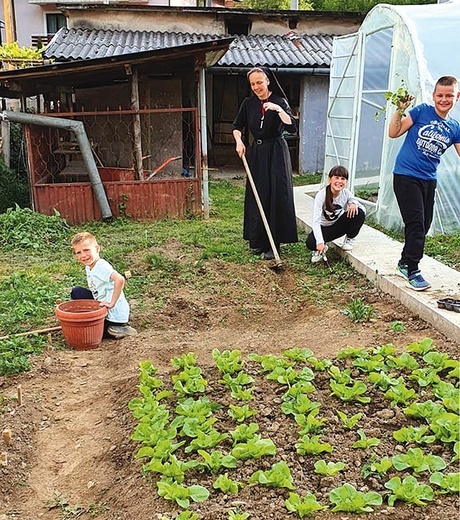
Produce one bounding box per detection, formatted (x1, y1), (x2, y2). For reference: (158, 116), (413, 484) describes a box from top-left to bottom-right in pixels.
(233, 67), (298, 260)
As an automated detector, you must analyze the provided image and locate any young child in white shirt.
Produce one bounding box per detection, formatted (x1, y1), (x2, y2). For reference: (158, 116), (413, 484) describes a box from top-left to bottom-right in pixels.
(71, 231), (137, 339)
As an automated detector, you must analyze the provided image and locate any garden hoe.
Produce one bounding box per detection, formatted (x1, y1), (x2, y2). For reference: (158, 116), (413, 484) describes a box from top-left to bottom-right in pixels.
(241, 154), (283, 270)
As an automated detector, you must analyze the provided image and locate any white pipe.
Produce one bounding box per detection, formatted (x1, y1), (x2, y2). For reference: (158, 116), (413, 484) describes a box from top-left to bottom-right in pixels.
(199, 67), (210, 220)
(1, 110), (112, 219)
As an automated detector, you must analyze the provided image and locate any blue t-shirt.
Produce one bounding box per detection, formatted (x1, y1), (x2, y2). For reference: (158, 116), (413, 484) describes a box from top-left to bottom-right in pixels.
(393, 103), (460, 181)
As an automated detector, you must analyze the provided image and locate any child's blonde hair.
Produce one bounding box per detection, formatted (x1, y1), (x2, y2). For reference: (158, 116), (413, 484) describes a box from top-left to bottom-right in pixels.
(71, 231), (98, 247)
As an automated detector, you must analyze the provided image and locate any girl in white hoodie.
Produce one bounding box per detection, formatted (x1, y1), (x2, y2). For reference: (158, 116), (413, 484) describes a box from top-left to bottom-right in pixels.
(306, 165), (365, 263)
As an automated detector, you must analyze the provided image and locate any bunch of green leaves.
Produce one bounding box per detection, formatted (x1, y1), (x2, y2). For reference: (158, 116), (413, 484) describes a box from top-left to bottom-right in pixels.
(392, 447), (446, 473)
(341, 298), (375, 323)
(220, 372), (254, 401)
(361, 456), (393, 478)
(385, 476), (434, 506)
(295, 435), (333, 456)
(0, 205), (69, 251)
(231, 435), (277, 460)
(352, 429), (380, 449)
(0, 272), (64, 335)
(329, 380), (370, 403)
(249, 461), (295, 490)
(157, 479), (209, 509)
(329, 483), (382, 513)
(171, 365), (207, 396)
(228, 404), (258, 423)
(336, 410), (362, 430)
(212, 348), (244, 374)
(314, 460), (346, 477)
(0, 334), (48, 376)
(429, 472), (460, 494)
(285, 492), (326, 517)
(213, 473), (243, 494)
(197, 450), (237, 474)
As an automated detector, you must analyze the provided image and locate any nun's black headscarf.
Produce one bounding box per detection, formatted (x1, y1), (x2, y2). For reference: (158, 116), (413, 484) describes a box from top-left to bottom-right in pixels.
(246, 67), (288, 100)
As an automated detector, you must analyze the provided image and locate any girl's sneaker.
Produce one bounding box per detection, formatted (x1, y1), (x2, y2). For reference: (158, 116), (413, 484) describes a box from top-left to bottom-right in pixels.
(407, 270), (431, 291)
(341, 237), (355, 251)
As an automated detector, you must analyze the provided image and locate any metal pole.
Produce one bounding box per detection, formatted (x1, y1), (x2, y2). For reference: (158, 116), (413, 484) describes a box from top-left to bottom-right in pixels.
(198, 67), (209, 219)
(1, 110), (113, 219)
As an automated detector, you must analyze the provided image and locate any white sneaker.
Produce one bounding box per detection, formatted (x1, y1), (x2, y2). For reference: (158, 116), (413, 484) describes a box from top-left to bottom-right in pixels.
(341, 237), (355, 251)
(311, 245), (328, 263)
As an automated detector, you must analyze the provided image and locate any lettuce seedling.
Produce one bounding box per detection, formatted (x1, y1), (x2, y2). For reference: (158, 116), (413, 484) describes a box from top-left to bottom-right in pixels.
(144, 454), (198, 483)
(336, 346), (369, 359)
(385, 475), (434, 506)
(212, 348), (243, 374)
(157, 478), (209, 509)
(432, 380), (459, 400)
(367, 371), (399, 391)
(406, 338), (435, 356)
(184, 428), (228, 453)
(306, 356), (332, 372)
(360, 456), (392, 478)
(213, 472), (243, 494)
(336, 410), (362, 430)
(249, 461), (295, 490)
(172, 366), (207, 396)
(423, 351), (450, 369)
(229, 423), (260, 445)
(384, 381), (416, 405)
(282, 381), (316, 399)
(429, 412), (459, 443)
(328, 365), (353, 384)
(330, 380), (370, 404)
(228, 404), (258, 423)
(452, 441), (460, 462)
(314, 460), (346, 476)
(285, 492), (326, 516)
(231, 435), (277, 460)
(136, 438), (185, 464)
(409, 367), (441, 387)
(248, 353), (292, 373)
(429, 471), (460, 494)
(403, 400), (446, 421)
(220, 372), (254, 392)
(392, 425), (435, 445)
(386, 352), (419, 371)
(228, 510), (250, 520)
(282, 347), (314, 363)
(267, 365), (299, 386)
(281, 393), (320, 416)
(353, 355), (387, 373)
(352, 429), (380, 449)
(171, 352), (197, 369)
(174, 511), (199, 520)
(296, 408), (327, 435)
(392, 447), (446, 473)
(295, 435), (333, 455)
(371, 343), (397, 357)
(329, 483), (382, 513)
(197, 449), (237, 474)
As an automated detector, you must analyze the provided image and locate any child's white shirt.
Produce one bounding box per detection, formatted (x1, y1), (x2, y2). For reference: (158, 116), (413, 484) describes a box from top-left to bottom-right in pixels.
(312, 187), (365, 245)
(86, 258), (130, 323)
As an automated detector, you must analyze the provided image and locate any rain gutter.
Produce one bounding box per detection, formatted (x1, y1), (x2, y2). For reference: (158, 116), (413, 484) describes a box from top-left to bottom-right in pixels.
(1, 110), (112, 219)
(209, 67), (330, 75)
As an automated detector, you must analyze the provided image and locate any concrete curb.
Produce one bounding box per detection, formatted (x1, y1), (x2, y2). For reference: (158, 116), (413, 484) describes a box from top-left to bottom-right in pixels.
(294, 186), (460, 344)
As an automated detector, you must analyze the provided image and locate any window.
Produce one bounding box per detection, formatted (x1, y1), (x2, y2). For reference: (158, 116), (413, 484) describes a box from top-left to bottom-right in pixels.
(46, 13), (66, 35)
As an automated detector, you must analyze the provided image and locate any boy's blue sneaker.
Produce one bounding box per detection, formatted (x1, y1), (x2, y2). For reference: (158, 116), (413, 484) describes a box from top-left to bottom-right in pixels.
(396, 263), (409, 279)
(407, 270), (431, 291)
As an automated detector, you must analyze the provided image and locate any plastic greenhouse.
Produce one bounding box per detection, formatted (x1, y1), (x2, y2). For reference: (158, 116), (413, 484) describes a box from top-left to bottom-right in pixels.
(324, 1), (460, 234)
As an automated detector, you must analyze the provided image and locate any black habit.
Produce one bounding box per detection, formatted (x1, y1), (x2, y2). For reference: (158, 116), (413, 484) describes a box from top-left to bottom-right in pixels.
(233, 93), (298, 252)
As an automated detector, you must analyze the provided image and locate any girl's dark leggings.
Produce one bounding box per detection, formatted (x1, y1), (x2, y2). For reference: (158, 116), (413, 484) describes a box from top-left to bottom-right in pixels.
(306, 208), (365, 251)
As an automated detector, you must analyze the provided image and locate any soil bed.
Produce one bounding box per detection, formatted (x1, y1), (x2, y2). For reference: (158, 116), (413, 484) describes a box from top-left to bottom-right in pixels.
(0, 256), (458, 520)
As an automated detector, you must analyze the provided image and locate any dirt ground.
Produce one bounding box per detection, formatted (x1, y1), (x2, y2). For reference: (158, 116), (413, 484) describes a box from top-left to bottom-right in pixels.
(1, 256), (458, 520)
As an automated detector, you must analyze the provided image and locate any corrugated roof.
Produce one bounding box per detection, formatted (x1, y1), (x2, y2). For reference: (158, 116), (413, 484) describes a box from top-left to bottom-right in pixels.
(44, 28), (332, 68)
(44, 28), (229, 61)
(218, 33), (332, 68)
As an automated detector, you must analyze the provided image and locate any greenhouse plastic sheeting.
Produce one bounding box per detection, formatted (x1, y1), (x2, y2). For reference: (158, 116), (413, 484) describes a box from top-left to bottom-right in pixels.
(324, 1), (460, 234)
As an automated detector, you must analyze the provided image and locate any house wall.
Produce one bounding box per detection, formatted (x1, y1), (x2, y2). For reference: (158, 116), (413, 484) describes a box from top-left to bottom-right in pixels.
(299, 74), (329, 174)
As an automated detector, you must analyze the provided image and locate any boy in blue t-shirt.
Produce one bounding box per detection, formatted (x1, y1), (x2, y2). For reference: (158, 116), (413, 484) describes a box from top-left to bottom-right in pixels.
(70, 232), (137, 339)
(389, 75), (460, 291)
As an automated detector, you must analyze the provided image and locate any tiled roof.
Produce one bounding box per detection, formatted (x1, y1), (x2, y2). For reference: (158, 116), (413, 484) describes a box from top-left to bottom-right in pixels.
(44, 28), (332, 68)
(218, 33), (333, 68)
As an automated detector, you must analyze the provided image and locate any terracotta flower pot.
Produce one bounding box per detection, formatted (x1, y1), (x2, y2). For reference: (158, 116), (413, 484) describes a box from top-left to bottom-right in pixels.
(55, 300), (107, 350)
